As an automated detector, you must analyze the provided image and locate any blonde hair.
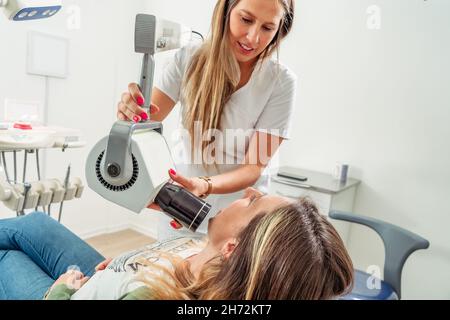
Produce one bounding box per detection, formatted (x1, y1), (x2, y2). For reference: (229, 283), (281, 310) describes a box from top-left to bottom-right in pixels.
(182, 0), (295, 163)
(137, 198), (354, 300)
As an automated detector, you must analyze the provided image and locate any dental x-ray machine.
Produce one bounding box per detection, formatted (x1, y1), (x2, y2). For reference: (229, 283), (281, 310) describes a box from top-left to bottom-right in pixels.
(86, 15), (211, 232)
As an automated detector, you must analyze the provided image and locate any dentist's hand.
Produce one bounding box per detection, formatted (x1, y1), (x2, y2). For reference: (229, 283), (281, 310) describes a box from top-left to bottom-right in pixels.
(168, 169), (209, 199)
(146, 195), (182, 229)
(117, 83), (160, 122)
(146, 169), (209, 230)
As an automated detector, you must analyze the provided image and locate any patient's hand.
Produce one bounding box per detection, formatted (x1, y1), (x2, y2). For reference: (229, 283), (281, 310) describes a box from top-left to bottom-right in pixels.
(52, 270), (90, 291)
(144, 169), (197, 230)
(95, 258), (113, 272)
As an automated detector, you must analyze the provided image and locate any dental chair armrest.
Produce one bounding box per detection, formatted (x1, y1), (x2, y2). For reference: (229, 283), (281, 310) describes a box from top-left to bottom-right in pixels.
(329, 210), (430, 299)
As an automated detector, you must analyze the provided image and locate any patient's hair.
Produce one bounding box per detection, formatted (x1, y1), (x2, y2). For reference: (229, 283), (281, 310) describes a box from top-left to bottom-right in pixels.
(139, 197), (354, 300)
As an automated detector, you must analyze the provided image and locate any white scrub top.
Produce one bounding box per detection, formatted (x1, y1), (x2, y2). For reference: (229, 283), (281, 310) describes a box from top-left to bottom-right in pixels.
(154, 43), (297, 238)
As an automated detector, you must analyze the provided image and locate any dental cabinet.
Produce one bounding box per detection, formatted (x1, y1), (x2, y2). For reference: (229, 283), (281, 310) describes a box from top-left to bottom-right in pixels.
(268, 168), (361, 246)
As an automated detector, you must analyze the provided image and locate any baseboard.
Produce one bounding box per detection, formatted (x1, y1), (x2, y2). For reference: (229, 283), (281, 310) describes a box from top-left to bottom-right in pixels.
(79, 223), (132, 240)
(78, 222), (157, 240)
(128, 223), (157, 240)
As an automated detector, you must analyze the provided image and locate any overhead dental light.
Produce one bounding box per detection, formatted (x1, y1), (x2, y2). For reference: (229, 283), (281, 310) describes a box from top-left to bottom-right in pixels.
(0, 0), (62, 21)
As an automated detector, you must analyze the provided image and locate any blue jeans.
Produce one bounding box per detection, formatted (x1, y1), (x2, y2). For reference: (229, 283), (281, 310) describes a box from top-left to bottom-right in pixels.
(0, 212), (104, 300)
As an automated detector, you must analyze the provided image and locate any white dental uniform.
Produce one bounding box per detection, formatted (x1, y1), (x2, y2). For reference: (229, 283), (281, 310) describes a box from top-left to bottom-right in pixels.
(154, 43), (297, 238)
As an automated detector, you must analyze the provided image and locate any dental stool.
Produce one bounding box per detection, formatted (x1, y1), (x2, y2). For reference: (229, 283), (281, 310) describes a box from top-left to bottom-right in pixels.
(329, 210), (429, 300)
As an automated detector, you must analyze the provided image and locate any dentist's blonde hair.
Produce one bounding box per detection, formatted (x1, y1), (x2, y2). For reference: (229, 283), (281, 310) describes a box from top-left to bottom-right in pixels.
(182, 0), (295, 163)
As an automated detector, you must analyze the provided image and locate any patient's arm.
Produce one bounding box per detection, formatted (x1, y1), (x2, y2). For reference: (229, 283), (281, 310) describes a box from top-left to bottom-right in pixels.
(44, 270), (90, 300)
(44, 284), (76, 300)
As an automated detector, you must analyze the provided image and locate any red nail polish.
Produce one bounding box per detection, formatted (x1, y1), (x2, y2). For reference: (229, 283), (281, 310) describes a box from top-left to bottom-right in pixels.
(170, 220), (181, 229)
(133, 116), (139, 122)
(140, 112), (148, 121)
(169, 169), (176, 176)
(136, 97), (144, 106)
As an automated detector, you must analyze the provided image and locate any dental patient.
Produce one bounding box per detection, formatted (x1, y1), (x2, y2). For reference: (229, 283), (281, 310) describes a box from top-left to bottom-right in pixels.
(0, 188), (354, 300)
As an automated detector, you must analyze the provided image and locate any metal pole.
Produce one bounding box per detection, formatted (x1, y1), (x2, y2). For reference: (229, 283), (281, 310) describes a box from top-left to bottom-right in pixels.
(35, 149), (41, 180)
(21, 183), (31, 216)
(22, 150), (28, 183)
(13, 150), (17, 183)
(1, 152), (10, 183)
(58, 164), (71, 223)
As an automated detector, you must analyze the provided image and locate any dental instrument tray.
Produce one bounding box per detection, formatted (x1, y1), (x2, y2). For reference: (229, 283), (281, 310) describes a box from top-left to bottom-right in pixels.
(0, 122), (86, 219)
(0, 123), (85, 151)
(0, 176), (84, 213)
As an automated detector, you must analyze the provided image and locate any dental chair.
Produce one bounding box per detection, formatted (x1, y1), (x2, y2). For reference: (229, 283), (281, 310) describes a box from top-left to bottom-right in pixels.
(329, 210), (430, 300)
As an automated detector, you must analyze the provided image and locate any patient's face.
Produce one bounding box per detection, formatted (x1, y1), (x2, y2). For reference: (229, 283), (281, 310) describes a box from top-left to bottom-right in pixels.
(208, 188), (290, 247)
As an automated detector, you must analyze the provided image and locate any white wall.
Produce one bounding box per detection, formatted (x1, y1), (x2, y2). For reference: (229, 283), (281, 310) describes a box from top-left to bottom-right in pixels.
(277, 0), (450, 299)
(0, 0), (160, 238)
(0, 0), (449, 299)
(145, 0), (450, 298)
(126, 0), (217, 239)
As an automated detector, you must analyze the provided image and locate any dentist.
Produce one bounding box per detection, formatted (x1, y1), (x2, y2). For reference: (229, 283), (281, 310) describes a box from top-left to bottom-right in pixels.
(117, 0), (297, 235)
